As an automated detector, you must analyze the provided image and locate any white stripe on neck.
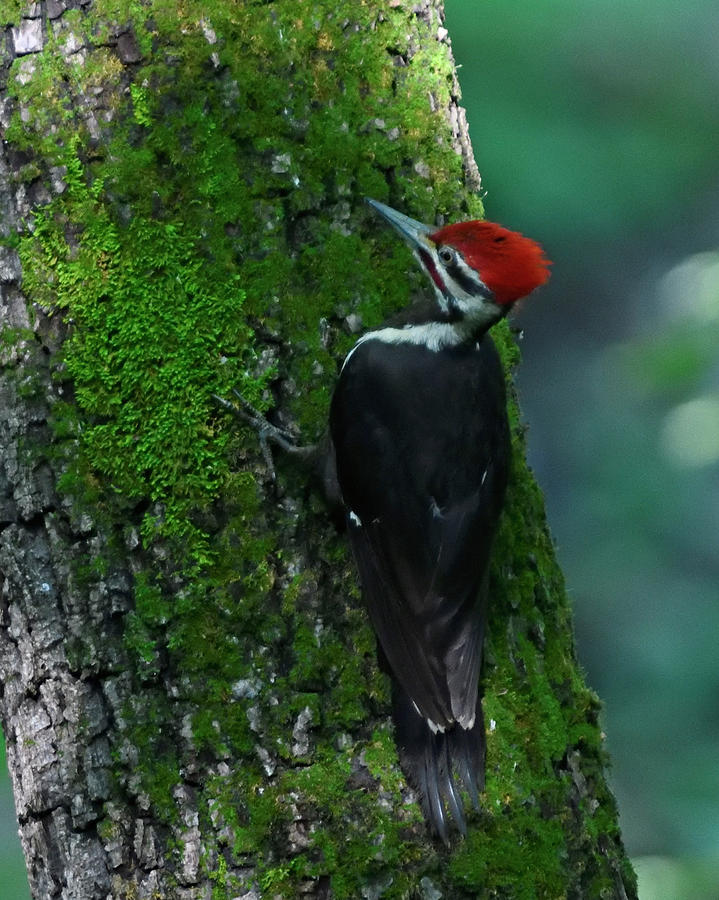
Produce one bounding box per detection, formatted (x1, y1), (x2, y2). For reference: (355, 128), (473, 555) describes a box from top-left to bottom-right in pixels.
(342, 322), (462, 371)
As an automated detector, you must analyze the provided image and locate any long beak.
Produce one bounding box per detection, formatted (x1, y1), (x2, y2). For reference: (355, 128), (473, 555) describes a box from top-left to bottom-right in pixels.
(365, 198), (435, 252)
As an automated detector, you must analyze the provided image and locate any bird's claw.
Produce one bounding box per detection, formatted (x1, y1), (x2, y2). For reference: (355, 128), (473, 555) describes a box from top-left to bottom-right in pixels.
(214, 389), (315, 482)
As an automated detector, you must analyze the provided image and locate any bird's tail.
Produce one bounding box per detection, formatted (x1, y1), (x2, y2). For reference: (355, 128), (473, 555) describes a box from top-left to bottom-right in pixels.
(391, 680), (485, 843)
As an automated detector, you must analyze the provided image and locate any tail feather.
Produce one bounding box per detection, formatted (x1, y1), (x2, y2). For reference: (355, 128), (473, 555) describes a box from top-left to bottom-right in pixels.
(440, 738), (466, 835)
(392, 680), (485, 842)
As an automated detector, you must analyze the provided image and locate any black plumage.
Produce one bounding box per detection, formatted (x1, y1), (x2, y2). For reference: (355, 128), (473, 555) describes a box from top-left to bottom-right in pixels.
(330, 333), (510, 839)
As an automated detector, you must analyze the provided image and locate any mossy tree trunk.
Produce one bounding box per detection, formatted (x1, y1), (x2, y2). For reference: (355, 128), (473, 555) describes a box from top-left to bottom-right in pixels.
(0, 1), (636, 898)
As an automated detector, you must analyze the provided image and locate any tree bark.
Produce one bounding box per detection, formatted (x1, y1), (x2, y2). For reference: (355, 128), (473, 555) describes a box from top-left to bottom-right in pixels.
(0, 1), (637, 898)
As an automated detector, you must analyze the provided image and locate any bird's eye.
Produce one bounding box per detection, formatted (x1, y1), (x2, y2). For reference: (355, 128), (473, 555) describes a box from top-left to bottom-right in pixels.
(439, 247), (454, 264)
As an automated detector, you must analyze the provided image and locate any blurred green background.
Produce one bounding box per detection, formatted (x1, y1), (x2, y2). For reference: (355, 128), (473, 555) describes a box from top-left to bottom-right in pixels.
(2, 1), (718, 897)
(0, 742), (30, 898)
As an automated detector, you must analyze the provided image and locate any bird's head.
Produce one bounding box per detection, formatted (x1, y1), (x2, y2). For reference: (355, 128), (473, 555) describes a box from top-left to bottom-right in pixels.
(366, 198), (551, 330)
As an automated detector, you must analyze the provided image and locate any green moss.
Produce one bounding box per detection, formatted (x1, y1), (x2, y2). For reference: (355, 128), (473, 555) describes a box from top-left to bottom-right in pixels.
(1, 2), (24, 25)
(449, 809), (566, 898)
(262, 746), (422, 899)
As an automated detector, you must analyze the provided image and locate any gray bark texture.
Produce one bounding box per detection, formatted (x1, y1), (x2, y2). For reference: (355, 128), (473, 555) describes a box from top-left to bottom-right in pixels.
(0, 1), (637, 898)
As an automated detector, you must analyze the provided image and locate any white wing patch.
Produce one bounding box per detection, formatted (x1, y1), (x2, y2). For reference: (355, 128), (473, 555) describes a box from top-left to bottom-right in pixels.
(412, 699), (448, 735)
(426, 716), (447, 735)
(458, 711), (476, 730)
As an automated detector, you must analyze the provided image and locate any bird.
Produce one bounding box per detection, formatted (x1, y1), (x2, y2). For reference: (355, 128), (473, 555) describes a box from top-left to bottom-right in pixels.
(328, 198), (551, 841)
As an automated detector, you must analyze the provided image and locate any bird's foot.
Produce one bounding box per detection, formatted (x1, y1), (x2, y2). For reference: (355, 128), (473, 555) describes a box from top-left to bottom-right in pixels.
(214, 389), (316, 481)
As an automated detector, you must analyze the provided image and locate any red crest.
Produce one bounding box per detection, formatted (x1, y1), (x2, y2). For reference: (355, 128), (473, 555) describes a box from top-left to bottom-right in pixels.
(431, 221), (551, 305)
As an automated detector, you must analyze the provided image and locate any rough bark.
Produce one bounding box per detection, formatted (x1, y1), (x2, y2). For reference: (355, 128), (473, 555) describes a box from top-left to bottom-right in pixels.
(0, 1), (637, 898)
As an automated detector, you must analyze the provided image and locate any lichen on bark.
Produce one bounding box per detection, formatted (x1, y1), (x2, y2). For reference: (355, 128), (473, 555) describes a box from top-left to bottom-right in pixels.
(0, 1), (636, 898)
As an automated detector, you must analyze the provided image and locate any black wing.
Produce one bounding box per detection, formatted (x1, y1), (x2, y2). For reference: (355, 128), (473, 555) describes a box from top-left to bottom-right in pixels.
(330, 336), (510, 731)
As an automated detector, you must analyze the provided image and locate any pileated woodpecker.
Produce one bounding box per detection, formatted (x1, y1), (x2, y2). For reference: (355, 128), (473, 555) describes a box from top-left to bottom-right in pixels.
(329, 199), (550, 840)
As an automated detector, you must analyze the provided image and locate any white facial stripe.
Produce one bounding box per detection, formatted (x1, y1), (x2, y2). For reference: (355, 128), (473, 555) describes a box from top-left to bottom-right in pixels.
(416, 244), (498, 328)
(446, 253), (491, 301)
(412, 248), (451, 314)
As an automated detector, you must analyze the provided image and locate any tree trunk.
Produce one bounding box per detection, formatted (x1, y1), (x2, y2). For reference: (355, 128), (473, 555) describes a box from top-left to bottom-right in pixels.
(0, 1), (637, 897)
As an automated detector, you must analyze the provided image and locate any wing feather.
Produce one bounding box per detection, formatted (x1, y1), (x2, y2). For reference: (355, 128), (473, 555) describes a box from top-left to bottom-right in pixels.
(347, 482), (493, 730)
